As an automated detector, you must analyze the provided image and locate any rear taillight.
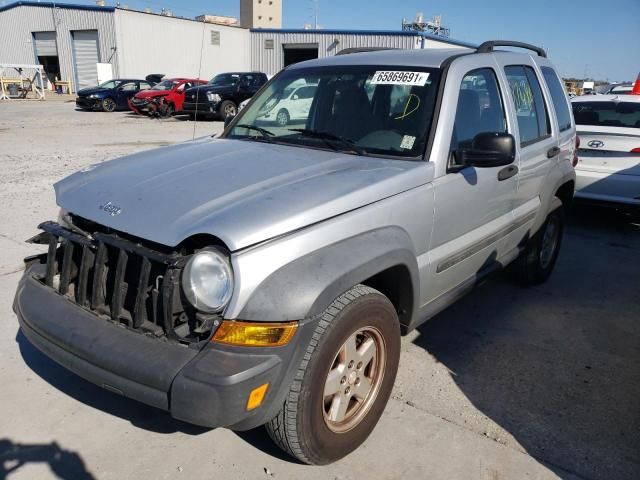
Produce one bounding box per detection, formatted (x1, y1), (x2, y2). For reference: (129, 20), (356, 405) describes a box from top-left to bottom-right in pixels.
(632, 72), (640, 95)
(573, 136), (580, 167)
(631, 147), (640, 153)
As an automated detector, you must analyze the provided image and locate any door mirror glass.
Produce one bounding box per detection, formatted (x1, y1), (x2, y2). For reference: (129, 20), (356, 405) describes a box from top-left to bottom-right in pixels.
(459, 132), (515, 167)
(292, 93), (299, 100)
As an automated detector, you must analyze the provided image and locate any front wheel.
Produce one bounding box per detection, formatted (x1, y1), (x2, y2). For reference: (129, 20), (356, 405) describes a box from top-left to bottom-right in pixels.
(266, 285), (400, 465)
(276, 108), (290, 126)
(511, 206), (564, 285)
(219, 100), (237, 120)
(101, 97), (116, 112)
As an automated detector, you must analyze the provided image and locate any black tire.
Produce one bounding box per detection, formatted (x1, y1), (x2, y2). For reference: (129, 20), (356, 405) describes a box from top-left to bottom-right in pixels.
(512, 206), (564, 285)
(188, 113), (197, 121)
(219, 100), (237, 119)
(101, 97), (116, 112)
(276, 108), (290, 127)
(266, 285), (401, 465)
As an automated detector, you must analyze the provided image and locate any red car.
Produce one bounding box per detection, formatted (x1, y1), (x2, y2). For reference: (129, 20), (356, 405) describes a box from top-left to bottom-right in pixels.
(129, 78), (206, 117)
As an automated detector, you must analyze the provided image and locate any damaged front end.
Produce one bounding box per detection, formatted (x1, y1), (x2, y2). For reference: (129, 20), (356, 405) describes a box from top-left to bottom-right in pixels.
(27, 217), (221, 345)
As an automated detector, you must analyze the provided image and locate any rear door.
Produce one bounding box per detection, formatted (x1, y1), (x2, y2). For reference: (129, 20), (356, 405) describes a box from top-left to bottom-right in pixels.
(571, 100), (640, 203)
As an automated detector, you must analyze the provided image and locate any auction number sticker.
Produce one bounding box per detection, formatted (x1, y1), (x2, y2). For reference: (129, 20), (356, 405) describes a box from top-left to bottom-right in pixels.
(370, 71), (430, 86)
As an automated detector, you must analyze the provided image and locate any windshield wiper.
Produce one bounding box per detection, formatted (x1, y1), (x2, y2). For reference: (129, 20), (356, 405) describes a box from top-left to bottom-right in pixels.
(288, 128), (366, 155)
(235, 124), (275, 142)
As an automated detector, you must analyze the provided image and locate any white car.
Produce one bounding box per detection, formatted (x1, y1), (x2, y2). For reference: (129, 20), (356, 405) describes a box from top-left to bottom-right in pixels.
(571, 94), (640, 210)
(258, 83), (318, 126)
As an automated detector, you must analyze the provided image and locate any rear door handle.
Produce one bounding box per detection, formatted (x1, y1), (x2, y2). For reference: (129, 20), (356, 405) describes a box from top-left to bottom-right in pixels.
(497, 164), (518, 181)
(547, 146), (561, 158)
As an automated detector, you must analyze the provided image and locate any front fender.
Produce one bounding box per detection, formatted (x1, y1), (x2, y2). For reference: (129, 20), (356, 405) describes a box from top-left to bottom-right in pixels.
(236, 227), (419, 322)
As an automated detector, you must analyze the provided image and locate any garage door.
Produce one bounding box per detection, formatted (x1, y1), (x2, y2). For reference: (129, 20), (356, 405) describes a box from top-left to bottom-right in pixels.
(33, 32), (58, 56)
(72, 30), (100, 89)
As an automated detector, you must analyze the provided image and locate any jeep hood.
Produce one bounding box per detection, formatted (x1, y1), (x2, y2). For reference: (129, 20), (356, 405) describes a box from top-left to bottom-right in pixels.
(54, 138), (433, 251)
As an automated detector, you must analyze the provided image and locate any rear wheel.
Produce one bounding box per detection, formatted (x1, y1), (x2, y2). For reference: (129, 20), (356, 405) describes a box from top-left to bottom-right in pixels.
(266, 285), (400, 465)
(101, 97), (116, 112)
(512, 206), (564, 285)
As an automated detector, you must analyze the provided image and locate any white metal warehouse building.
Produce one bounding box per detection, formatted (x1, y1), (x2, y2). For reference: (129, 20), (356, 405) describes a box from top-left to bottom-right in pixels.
(0, 1), (473, 92)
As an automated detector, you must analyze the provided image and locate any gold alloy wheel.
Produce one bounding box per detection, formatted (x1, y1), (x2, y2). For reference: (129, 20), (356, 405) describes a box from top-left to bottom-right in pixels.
(322, 327), (386, 433)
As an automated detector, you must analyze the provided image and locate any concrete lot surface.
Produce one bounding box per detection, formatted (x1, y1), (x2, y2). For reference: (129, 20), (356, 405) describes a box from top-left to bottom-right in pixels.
(0, 100), (638, 480)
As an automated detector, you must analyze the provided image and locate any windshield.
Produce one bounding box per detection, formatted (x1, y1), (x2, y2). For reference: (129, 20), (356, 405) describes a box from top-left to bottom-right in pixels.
(209, 73), (241, 87)
(226, 65), (441, 158)
(98, 80), (123, 89)
(151, 80), (179, 91)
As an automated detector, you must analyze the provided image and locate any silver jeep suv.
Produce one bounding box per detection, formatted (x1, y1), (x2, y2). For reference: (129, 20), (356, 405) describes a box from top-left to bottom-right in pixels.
(14, 41), (576, 464)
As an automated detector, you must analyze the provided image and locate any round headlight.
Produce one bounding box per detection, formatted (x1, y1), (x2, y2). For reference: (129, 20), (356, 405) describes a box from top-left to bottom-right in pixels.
(182, 249), (233, 313)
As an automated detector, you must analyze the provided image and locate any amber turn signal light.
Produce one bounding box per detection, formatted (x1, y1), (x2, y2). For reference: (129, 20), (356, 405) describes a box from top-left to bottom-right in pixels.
(246, 383), (269, 411)
(211, 320), (298, 347)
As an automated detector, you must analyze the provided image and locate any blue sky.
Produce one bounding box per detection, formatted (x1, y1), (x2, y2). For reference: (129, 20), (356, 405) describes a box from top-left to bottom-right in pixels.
(13, 0), (639, 81)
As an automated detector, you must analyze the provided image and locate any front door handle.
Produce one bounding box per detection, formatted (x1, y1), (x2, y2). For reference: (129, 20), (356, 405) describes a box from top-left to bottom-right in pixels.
(547, 146), (561, 158)
(497, 164), (518, 181)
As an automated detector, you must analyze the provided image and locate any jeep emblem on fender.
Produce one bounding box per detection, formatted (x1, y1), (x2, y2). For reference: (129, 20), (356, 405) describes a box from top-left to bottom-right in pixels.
(99, 201), (122, 216)
(588, 140), (604, 148)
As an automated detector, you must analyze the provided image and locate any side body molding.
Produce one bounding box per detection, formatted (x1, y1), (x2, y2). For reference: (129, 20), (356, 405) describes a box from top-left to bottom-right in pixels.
(237, 227), (420, 323)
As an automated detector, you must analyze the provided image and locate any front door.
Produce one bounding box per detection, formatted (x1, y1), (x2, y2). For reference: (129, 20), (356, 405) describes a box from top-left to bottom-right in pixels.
(426, 66), (518, 304)
(117, 81), (139, 107)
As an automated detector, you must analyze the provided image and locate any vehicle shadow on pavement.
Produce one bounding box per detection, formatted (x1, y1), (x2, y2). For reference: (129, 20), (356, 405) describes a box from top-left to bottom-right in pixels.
(411, 206), (640, 480)
(0, 438), (95, 480)
(14, 331), (209, 436)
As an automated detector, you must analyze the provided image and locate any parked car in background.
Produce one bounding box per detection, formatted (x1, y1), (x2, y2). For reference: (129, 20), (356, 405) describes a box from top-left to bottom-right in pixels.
(129, 78), (207, 117)
(257, 83), (318, 126)
(76, 79), (154, 112)
(182, 72), (268, 120)
(15, 41), (576, 465)
(571, 95), (640, 211)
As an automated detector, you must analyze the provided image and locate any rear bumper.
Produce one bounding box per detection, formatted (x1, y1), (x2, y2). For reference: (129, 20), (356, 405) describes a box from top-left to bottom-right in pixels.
(575, 168), (640, 207)
(14, 263), (313, 429)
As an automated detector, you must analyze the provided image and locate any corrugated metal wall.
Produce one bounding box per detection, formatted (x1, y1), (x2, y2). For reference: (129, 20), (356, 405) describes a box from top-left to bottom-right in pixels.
(0, 5), (118, 90)
(114, 10), (251, 80)
(250, 31), (468, 76)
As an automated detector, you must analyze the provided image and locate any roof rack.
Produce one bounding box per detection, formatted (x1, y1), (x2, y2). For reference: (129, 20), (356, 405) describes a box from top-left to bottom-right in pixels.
(477, 40), (547, 58)
(336, 47), (398, 56)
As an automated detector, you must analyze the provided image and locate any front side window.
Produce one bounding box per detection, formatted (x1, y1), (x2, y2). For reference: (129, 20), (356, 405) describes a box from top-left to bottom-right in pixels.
(120, 82), (137, 91)
(451, 68), (507, 154)
(541, 66), (572, 132)
(226, 66), (441, 158)
(505, 65), (551, 145)
(572, 101), (640, 128)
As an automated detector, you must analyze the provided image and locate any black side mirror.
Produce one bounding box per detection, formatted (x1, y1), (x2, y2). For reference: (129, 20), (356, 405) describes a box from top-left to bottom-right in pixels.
(459, 132), (515, 168)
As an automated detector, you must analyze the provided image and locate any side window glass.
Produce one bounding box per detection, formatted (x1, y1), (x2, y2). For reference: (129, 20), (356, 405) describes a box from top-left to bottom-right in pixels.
(452, 68), (507, 152)
(121, 82), (137, 92)
(541, 66), (572, 132)
(297, 86), (316, 99)
(139, 82), (152, 90)
(505, 65), (551, 145)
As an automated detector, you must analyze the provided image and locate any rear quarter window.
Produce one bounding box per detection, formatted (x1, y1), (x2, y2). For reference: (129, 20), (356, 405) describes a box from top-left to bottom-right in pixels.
(572, 102), (640, 128)
(541, 67), (572, 132)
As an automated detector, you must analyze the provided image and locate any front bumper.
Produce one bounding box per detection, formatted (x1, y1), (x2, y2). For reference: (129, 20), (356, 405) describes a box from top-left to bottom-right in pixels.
(75, 97), (99, 110)
(13, 262), (314, 430)
(129, 98), (150, 114)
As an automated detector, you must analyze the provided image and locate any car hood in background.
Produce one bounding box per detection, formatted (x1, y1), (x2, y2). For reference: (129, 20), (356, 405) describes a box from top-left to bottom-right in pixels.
(54, 139), (432, 251)
(77, 87), (110, 97)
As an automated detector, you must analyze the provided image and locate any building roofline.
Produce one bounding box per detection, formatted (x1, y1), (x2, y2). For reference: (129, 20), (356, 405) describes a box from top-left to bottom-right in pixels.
(249, 28), (477, 49)
(0, 1), (114, 13)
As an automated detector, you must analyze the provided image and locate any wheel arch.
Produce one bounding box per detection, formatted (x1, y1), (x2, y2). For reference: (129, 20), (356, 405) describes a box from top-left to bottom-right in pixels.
(235, 227), (419, 328)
